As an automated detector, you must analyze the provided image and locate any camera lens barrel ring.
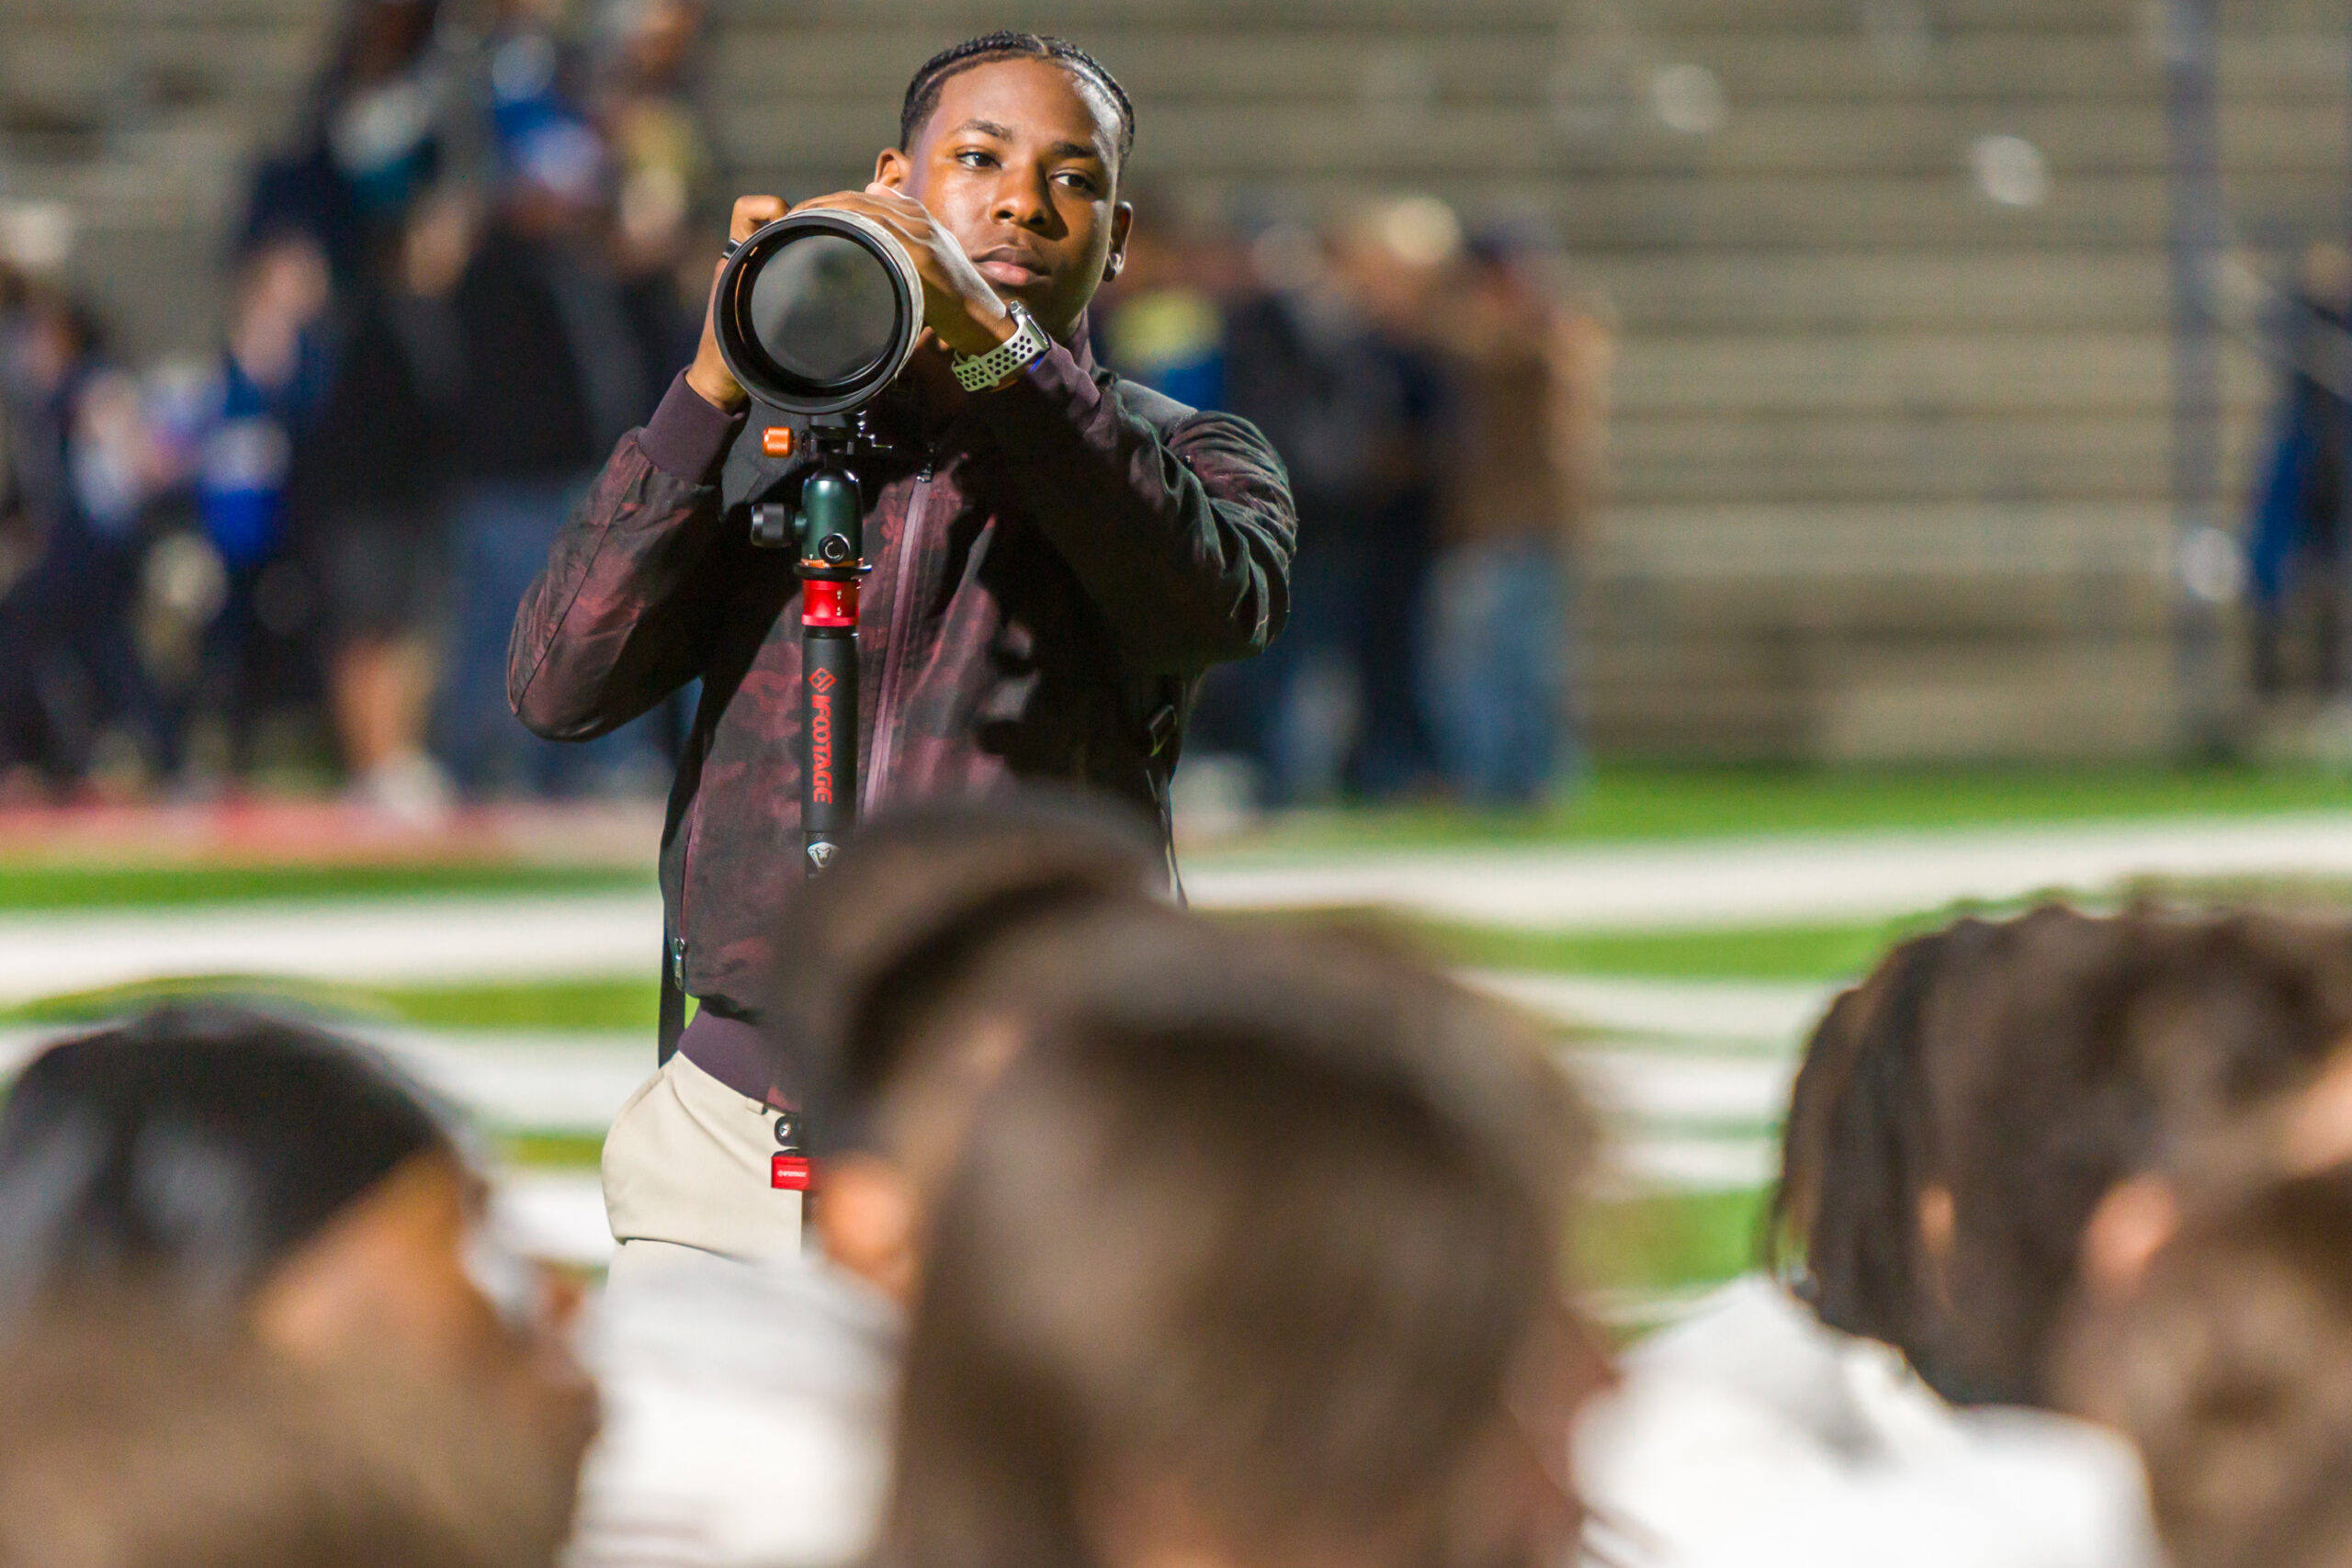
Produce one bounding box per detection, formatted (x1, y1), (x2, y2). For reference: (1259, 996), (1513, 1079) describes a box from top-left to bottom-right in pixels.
(715, 209), (924, 416)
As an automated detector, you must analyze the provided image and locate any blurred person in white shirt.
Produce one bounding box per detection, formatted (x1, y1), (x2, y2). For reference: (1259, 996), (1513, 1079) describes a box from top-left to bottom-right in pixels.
(1579, 908), (2352, 1568)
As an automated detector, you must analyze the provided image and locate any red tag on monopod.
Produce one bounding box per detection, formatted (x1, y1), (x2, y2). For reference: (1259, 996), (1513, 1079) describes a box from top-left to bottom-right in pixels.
(772, 1155), (812, 1191)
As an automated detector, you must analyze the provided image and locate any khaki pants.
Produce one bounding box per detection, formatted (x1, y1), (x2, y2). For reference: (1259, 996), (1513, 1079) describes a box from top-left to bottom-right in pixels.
(603, 1052), (803, 1278)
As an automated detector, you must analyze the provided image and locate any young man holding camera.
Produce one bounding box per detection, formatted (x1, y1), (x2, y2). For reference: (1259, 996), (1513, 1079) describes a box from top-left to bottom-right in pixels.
(507, 34), (1295, 1269)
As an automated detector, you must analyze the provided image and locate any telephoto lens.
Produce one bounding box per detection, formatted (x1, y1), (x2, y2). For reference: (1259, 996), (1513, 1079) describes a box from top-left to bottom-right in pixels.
(714, 210), (925, 416)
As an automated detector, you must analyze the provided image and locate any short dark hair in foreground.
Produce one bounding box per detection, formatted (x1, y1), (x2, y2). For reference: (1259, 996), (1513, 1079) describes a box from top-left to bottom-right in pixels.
(763, 789), (1163, 1154)
(881, 929), (1597, 1568)
(0, 1006), (453, 1318)
(1776, 906), (2352, 1407)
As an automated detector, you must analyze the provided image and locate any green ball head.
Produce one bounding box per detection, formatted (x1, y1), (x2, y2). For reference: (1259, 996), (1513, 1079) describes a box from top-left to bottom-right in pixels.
(800, 468), (862, 565)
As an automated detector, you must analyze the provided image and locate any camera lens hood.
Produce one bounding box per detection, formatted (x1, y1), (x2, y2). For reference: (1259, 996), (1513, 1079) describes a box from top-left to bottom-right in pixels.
(714, 209), (924, 416)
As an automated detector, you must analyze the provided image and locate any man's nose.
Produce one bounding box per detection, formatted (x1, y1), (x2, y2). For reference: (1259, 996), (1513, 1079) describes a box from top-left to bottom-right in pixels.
(990, 167), (1057, 232)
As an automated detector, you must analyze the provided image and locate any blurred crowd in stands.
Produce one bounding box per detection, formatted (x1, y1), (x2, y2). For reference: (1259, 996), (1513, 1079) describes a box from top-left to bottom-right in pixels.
(8, 789), (2352, 1568)
(0, 0), (715, 820)
(1095, 195), (1611, 813)
(0, 0), (1610, 820)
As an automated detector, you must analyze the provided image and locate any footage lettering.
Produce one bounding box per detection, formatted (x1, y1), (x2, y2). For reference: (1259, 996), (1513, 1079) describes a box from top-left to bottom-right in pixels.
(808, 686), (833, 804)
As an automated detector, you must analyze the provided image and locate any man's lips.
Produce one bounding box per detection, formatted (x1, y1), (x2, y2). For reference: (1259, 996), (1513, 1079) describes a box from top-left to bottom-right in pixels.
(973, 249), (1052, 288)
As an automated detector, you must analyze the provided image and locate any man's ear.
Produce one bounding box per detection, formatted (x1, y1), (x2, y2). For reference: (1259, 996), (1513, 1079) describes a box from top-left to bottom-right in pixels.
(812, 1152), (922, 1306)
(1917, 1183), (1956, 1259)
(874, 147), (913, 193)
(2080, 1174), (2179, 1301)
(1102, 199), (1135, 283)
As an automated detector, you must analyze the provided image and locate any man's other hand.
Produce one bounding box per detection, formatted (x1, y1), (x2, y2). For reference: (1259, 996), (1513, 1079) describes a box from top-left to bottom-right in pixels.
(684, 195), (789, 412)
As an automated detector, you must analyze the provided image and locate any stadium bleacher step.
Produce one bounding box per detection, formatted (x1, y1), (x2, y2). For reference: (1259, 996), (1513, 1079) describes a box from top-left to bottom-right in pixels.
(0, 0), (2331, 759)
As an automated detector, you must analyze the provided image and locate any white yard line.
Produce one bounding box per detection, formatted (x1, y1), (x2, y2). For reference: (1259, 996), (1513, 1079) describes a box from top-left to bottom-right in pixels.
(1572, 1047), (1800, 1128)
(1467, 972), (1836, 1045)
(1185, 813), (2352, 929)
(1609, 1135), (1779, 1192)
(496, 1169), (615, 1268)
(0, 893), (664, 1003)
(6, 816), (2350, 1005)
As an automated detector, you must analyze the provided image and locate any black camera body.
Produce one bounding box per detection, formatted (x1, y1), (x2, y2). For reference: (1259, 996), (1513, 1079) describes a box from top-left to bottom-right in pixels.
(714, 209), (922, 558)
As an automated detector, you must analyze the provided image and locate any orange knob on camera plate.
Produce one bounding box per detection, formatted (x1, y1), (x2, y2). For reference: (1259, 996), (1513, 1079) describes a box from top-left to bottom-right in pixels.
(763, 426), (796, 459)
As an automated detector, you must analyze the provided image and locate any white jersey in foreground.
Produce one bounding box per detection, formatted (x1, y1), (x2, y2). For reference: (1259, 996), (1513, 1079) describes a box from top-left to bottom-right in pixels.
(567, 1248), (899, 1568)
(1575, 1275), (2160, 1568)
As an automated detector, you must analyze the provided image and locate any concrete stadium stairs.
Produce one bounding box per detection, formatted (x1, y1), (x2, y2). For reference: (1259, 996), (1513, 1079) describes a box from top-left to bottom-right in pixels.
(3, 0), (2344, 759)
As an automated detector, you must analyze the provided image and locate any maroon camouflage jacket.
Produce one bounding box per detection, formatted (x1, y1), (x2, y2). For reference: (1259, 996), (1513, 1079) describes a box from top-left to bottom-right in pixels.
(507, 335), (1295, 1019)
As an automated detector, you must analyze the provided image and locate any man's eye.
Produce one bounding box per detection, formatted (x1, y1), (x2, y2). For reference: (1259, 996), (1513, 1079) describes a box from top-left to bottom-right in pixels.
(1056, 172), (1099, 194)
(956, 150), (996, 168)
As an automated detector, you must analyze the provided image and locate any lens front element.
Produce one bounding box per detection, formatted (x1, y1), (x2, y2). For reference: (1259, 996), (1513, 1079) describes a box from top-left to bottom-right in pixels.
(717, 212), (923, 415)
(748, 234), (899, 385)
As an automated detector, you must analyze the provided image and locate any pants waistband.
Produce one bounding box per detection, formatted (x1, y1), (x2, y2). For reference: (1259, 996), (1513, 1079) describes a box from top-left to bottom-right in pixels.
(674, 1008), (777, 1106)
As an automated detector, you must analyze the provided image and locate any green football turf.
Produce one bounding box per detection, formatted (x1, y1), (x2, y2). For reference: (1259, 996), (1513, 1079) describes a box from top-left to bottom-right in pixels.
(0, 862), (650, 911)
(0, 975), (662, 1032)
(1208, 761), (2352, 859)
(1413, 916), (1917, 982)
(1581, 1185), (1773, 1297)
(497, 1130), (609, 1168)
(1211, 907), (1925, 984)
(1, 764), (2347, 913)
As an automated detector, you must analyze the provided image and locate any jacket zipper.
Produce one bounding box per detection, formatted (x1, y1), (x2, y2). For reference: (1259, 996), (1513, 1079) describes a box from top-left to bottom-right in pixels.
(862, 462), (934, 811)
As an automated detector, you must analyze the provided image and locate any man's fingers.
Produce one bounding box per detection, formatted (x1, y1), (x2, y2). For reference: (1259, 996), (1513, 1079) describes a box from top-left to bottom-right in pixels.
(791, 193), (933, 251)
(728, 195), (788, 243)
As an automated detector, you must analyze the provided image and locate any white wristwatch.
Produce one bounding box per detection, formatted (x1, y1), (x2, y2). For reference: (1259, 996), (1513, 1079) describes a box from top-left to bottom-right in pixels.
(952, 301), (1053, 391)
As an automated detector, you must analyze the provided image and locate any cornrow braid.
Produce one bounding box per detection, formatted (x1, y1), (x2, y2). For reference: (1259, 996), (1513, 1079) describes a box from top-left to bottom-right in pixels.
(899, 31), (1136, 171)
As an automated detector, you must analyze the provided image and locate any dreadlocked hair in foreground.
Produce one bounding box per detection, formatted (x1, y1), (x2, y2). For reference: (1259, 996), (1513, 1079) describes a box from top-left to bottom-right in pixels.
(899, 31), (1136, 169)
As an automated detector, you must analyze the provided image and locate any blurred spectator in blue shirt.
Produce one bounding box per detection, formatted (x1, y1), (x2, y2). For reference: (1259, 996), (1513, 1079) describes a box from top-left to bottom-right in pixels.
(2246, 243), (2352, 702)
(0, 292), (170, 792)
(154, 235), (337, 779)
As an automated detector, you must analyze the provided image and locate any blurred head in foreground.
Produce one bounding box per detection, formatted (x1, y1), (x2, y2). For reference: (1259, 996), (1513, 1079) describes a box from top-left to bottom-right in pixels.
(0, 1301), (564, 1568)
(2062, 1167), (2352, 1568)
(766, 789), (1166, 1303)
(881, 927), (1603, 1568)
(0, 1007), (594, 1535)
(1773, 906), (2352, 1407)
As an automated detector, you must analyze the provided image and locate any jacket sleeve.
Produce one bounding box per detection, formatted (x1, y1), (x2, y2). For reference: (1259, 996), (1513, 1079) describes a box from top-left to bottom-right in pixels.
(969, 342), (1296, 674)
(506, 373), (744, 739)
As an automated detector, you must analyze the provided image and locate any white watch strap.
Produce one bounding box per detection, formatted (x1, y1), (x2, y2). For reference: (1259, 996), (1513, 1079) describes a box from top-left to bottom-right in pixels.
(953, 304), (1053, 391)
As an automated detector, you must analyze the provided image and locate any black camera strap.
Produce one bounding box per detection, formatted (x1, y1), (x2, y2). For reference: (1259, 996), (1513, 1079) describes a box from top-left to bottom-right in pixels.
(657, 918), (686, 1066)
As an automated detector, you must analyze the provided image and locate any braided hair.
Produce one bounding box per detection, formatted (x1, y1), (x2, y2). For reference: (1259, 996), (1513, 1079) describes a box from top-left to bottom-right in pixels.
(899, 32), (1135, 171)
